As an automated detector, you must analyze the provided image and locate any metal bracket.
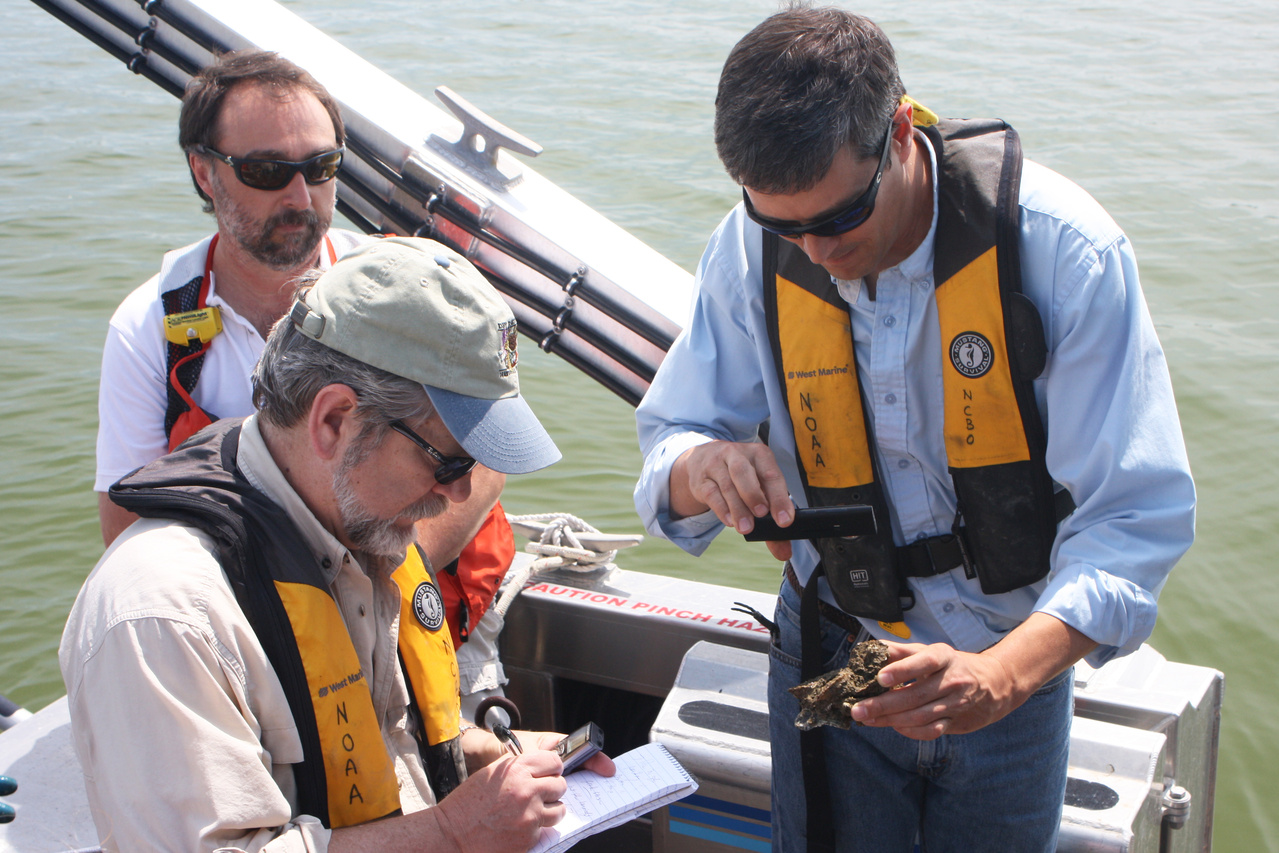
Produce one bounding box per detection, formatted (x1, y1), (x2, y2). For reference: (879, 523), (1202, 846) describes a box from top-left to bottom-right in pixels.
(1160, 784), (1192, 830)
(427, 86), (542, 191)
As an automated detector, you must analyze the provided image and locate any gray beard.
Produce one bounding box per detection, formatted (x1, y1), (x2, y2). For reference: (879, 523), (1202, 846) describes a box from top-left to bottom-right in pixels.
(331, 454), (448, 561)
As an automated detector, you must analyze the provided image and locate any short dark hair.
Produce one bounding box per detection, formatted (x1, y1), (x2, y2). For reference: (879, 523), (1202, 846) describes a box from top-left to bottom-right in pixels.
(714, 5), (905, 194)
(179, 49), (345, 212)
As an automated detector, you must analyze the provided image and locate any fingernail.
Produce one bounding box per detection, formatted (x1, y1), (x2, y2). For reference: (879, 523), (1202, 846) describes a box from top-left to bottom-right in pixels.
(878, 671), (894, 687)
(0, 775), (14, 796)
(777, 509), (792, 525)
(850, 703), (868, 721)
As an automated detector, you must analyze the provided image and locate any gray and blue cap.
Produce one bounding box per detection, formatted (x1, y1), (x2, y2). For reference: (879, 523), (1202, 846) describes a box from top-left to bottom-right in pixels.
(290, 236), (561, 474)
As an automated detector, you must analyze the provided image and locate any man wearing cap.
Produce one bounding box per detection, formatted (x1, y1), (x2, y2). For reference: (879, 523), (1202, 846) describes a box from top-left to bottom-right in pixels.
(60, 237), (612, 852)
(95, 48), (518, 719)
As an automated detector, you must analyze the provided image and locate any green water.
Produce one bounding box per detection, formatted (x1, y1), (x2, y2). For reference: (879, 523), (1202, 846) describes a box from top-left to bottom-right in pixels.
(3, 1), (1277, 848)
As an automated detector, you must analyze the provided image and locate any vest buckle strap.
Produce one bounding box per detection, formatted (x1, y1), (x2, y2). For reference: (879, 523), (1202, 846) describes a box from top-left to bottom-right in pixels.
(897, 532), (968, 578)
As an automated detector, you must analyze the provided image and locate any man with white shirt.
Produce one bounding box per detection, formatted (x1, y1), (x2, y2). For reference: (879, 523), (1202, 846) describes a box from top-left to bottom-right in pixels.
(94, 50), (515, 711)
(95, 49), (367, 540)
(634, 8), (1195, 851)
(64, 237), (613, 852)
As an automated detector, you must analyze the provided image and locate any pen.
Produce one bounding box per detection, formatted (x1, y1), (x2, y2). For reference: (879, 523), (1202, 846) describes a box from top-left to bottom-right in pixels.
(493, 724), (522, 757)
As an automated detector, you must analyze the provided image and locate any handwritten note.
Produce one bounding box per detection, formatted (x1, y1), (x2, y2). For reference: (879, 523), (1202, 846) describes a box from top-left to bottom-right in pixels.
(528, 743), (698, 853)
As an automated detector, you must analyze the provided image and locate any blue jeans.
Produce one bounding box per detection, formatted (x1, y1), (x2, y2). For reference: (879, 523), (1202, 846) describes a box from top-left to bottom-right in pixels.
(768, 580), (1072, 853)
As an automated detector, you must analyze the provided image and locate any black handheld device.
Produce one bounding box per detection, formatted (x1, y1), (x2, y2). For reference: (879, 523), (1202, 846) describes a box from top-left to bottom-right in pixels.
(554, 721), (604, 774)
(742, 504), (877, 541)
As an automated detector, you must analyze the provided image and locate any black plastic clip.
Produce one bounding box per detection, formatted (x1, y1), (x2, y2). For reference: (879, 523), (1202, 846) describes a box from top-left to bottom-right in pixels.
(539, 266), (587, 353)
(134, 22), (156, 50)
(951, 507), (977, 580)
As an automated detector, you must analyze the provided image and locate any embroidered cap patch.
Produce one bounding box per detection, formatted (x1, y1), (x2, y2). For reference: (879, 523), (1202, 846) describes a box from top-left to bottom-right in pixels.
(950, 332), (994, 378)
(497, 319), (519, 375)
(412, 581), (445, 632)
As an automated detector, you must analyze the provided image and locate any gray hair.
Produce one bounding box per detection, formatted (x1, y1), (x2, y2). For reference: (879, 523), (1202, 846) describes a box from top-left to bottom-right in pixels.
(252, 271), (435, 444)
(714, 5), (905, 194)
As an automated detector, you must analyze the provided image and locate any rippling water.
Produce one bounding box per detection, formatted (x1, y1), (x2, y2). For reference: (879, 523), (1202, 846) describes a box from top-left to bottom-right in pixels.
(3, 1), (1276, 847)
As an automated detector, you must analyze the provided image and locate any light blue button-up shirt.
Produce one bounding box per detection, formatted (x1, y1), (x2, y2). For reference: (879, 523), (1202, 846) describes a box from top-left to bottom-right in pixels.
(635, 133), (1195, 665)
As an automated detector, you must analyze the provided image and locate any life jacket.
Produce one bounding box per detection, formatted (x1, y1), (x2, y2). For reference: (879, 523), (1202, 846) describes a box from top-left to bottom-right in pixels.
(161, 235), (339, 451)
(108, 418), (466, 827)
(160, 234), (223, 451)
(158, 231), (514, 655)
(438, 505), (516, 649)
(762, 115), (1069, 624)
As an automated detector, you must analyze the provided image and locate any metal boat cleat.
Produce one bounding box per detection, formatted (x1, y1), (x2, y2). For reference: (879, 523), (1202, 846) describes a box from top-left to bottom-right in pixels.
(429, 86), (542, 190)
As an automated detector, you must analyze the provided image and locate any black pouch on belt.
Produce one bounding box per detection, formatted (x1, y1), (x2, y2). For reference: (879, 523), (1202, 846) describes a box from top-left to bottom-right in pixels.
(810, 532), (906, 623)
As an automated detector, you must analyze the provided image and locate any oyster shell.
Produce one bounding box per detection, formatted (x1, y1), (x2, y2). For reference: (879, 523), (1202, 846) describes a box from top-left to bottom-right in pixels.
(789, 639), (891, 730)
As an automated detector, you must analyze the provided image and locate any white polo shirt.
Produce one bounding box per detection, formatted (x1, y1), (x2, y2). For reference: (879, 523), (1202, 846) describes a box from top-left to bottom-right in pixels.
(94, 229), (369, 491)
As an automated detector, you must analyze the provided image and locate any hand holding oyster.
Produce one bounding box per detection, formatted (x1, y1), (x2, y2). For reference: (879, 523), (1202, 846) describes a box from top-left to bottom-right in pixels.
(789, 639), (891, 730)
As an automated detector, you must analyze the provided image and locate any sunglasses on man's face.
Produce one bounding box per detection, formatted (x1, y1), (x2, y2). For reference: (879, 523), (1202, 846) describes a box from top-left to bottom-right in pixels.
(195, 145), (344, 191)
(742, 119), (895, 239)
(389, 420), (478, 486)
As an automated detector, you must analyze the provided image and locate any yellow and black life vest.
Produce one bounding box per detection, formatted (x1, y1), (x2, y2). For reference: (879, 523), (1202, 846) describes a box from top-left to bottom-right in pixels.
(762, 116), (1067, 623)
(109, 418), (465, 827)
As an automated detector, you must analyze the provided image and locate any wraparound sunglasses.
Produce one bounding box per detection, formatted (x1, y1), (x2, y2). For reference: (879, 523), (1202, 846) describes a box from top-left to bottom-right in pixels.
(194, 145), (344, 191)
(741, 119), (895, 239)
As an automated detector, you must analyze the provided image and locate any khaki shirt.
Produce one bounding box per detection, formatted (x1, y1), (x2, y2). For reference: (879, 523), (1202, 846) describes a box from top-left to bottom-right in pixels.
(60, 416), (435, 852)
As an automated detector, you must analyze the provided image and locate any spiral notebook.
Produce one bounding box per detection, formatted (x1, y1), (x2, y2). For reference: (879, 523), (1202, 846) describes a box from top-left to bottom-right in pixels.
(528, 742), (698, 853)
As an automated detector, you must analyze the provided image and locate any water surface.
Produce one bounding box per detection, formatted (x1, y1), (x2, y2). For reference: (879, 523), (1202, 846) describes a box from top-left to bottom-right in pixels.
(2, 1), (1276, 847)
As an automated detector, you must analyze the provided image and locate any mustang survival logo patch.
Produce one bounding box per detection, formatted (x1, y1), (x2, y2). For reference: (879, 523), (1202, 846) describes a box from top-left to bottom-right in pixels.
(950, 332), (994, 378)
(412, 581), (445, 632)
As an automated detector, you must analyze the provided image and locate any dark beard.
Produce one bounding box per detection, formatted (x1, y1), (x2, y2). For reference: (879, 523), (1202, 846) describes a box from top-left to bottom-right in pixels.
(238, 207), (326, 271)
(209, 172), (330, 271)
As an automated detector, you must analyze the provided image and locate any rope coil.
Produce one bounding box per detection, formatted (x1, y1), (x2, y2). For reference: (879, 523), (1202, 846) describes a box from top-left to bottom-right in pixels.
(494, 512), (629, 617)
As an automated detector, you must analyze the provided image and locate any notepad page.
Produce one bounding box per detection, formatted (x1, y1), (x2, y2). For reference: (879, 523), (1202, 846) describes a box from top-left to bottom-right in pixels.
(528, 742), (697, 853)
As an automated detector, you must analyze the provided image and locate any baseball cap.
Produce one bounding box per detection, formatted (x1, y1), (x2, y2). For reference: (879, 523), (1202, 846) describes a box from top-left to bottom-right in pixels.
(289, 236), (560, 474)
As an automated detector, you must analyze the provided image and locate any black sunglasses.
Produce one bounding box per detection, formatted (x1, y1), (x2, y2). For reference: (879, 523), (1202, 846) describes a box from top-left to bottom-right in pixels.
(742, 119), (895, 239)
(389, 420), (477, 485)
(195, 145), (344, 191)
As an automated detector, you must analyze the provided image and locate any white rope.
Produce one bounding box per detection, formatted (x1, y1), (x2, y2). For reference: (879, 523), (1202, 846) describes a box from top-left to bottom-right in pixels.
(493, 513), (625, 617)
